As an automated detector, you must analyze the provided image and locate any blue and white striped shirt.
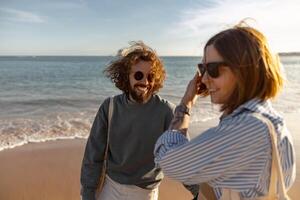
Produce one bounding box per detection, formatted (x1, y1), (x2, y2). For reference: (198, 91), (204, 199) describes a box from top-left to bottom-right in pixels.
(154, 99), (296, 199)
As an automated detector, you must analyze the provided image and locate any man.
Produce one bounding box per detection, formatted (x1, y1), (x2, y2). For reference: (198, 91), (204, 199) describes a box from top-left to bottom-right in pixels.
(80, 41), (175, 200)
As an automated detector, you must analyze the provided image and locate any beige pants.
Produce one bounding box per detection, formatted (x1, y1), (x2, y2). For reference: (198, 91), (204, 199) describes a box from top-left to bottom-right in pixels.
(97, 175), (159, 200)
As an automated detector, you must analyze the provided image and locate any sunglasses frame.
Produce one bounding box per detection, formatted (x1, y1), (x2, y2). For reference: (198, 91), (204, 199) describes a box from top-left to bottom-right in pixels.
(133, 71), (155, 82)
(197, 62), (228, 78)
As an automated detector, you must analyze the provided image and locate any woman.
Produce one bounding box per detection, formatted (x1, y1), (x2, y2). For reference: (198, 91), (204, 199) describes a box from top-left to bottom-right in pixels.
(154, 23), (296, 199)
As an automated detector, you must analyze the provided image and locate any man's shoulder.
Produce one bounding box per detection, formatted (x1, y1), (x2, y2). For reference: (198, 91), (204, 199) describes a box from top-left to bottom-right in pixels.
(111, 93), (124, 101)
(103, 93), (125, 103)
(99, 93), (124, 108)
(153, 95), (175, 111)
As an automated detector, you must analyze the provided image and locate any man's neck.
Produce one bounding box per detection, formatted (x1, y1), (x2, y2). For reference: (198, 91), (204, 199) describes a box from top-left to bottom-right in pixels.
(128, 94), (152, 104)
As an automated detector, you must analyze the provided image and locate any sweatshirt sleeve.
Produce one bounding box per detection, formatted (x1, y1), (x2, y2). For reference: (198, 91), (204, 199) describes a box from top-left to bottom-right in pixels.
(80, 98), (110, 200)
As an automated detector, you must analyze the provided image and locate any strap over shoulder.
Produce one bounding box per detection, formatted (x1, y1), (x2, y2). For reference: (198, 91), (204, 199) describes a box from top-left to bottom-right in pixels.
(219, 113), (290, 200)
(95, 96), (114, 197)
(107, 96), (114, 141)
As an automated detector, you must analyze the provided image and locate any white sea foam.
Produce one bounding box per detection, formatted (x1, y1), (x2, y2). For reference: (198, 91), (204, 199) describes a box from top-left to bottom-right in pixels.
(0, 135), (88, 152)
(0, 112), (92, 151)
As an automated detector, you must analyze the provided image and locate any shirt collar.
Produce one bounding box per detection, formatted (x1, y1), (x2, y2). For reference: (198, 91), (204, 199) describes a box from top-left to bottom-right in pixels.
(222, 98), (271, 119)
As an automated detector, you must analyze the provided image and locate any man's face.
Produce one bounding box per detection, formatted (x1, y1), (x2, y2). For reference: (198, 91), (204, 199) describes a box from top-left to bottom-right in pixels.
(129, 60), (155, 103)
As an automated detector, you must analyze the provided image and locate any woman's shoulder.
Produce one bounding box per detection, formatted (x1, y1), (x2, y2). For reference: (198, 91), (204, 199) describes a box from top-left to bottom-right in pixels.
(218, 111), (273, 140)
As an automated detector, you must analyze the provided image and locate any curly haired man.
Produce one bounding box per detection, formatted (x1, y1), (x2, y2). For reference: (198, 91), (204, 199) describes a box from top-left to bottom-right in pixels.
(80, 41), (175, 200)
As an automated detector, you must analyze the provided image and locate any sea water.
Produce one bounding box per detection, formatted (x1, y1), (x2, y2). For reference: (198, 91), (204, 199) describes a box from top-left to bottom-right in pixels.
(0, 55), (299, 151)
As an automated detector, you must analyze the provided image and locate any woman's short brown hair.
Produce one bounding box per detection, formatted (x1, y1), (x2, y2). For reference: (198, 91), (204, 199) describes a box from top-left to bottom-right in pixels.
(204, 23), (284, 114)
(104, 41), (165, 96)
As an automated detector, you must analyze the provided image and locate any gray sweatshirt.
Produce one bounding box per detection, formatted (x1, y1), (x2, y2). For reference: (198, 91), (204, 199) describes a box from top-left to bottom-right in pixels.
(80, 93), (174, 200)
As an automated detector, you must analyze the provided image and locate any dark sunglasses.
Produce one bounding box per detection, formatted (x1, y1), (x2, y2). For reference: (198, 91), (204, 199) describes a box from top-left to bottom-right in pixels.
(197, 62), (228, 78)
(133, 71), (155, 82)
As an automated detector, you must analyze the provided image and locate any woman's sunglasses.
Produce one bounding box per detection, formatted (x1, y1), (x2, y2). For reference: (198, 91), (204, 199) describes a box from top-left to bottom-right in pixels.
(197, 62), (228, 78)
(133, 71), (155, 82)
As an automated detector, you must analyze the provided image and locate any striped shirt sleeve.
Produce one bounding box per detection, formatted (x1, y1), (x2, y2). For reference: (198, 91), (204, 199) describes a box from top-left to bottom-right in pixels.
(154, 115), (271, 187)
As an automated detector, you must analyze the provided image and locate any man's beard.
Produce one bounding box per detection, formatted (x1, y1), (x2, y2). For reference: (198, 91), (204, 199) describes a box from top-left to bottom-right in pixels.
(129, 84), (153, 103)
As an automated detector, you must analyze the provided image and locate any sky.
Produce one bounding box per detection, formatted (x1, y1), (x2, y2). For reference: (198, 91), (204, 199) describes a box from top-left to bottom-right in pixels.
(0, 0), (299, 56)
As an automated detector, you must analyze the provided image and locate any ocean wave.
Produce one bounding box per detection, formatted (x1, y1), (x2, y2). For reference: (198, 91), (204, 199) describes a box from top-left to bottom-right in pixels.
(0, 112), (92, 151)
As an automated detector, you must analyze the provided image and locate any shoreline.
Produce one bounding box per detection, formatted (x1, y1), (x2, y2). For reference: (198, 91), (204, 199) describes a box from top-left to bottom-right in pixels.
(0, 136), (87, 152)
(0, 113), (299, 199)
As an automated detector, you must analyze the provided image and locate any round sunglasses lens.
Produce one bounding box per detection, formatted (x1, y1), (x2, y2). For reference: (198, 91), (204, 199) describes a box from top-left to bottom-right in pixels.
(134, 71), (144, 81)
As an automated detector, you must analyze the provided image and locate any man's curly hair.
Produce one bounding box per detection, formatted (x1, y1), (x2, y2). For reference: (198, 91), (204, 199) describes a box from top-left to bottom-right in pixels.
(104, 41), (166, 96)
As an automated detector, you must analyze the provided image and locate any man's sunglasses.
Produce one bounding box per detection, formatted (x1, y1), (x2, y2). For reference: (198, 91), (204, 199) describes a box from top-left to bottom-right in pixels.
(133, 71), (155, 82)
(197, 62), (228, 78)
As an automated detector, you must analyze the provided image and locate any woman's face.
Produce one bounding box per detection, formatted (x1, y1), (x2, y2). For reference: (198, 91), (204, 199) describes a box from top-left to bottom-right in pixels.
(202, 44), (237, 105)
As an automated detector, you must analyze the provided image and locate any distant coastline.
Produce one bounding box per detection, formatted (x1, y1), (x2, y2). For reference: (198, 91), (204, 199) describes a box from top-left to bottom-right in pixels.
(278, 52), (300, 56)
(1, 52), (300, 57)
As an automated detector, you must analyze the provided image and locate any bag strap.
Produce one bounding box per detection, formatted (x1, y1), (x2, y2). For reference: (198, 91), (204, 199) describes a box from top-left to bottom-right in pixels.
(253, 113), (288, 199)
(221, 113), (288, 200)
(95, 97), (114, 196)
(102, 97), (114, 168)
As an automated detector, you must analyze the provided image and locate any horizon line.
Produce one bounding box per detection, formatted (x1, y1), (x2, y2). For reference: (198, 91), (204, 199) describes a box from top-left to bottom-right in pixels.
(1, 51), (300, 57)
(0, 55), (201, 57)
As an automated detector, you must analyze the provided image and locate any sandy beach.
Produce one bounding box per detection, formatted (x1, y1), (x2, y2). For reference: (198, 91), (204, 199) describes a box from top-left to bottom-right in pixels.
(0, 113), (299, 200)
(0, 139), (193, 200)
